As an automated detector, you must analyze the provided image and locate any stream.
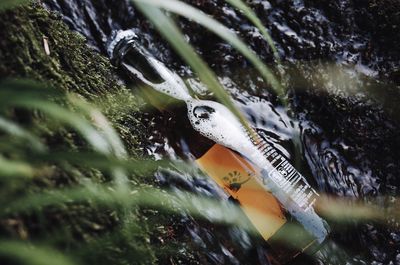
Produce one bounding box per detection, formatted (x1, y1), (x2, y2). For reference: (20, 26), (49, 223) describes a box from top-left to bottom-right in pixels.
(42, 0), (400, 264)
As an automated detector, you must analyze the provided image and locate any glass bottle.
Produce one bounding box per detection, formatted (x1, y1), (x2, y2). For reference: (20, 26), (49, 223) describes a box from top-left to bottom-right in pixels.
(109, 31), (330, 264)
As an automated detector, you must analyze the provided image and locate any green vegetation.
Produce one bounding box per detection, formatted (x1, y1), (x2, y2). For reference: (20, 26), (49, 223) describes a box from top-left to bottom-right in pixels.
(0, 3), (155, 264)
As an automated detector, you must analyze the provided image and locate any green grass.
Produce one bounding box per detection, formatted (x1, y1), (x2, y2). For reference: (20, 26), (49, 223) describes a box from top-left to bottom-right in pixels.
(0, 78), (256, 264)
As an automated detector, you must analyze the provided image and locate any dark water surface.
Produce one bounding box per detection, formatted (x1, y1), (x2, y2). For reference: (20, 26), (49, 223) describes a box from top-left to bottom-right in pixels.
(43, 0), (400, 264)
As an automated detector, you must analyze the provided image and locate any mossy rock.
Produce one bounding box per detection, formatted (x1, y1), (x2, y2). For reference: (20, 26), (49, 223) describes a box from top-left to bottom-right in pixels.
(0, 3), (158, 265)
(0, 1), (148, 156)
(0, 2), (115, 96)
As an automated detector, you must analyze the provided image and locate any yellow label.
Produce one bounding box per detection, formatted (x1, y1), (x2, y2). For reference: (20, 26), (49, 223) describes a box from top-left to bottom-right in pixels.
(196, 144), (287, 240)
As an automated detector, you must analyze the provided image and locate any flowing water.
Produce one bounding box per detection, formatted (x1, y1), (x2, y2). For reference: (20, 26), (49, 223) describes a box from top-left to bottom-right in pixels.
(43, 0), (400, 264)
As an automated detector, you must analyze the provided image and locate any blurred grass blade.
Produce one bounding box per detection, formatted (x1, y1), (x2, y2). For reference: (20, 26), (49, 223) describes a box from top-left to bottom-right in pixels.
(0, 79), (62, 105)
(5, 99), (111, 155)
(132, 3), (252, 132)
(0, 241), (76, 265)
(133, 0), (285, 102)
(0, 116), (46, 152)
(35, 151), (169, 176)
(67, 94), (127, 158)
(0, 156), (34, 179)
(1, 185), (256, 235)
(1, 185), (122, 215)
(317, 195), (400, 224)
(67, 94), (129, 188)
(225, 0), (280, 62)
(0, 0), (29, 11)
(0, 81), (109, 153)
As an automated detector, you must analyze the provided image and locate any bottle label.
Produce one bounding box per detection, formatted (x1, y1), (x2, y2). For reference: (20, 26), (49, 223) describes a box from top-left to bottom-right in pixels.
(196, 144), (287, 240)
(250, 131), (319, 212)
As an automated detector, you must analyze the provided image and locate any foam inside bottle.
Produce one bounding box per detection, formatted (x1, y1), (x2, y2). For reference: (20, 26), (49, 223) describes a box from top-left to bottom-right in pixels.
(110, 30), (192, 102)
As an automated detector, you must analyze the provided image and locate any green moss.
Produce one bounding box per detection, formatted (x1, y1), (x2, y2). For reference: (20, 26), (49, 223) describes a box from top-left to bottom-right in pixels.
(0, 2), (146, 156)
(0, 3), (112, 95)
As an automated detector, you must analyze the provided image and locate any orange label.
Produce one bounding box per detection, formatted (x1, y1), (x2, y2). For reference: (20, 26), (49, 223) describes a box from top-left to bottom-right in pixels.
(196, 144), (287, 240)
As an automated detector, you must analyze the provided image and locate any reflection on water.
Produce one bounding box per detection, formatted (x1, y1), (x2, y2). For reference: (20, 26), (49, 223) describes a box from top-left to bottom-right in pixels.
(44, 0), (400, 264)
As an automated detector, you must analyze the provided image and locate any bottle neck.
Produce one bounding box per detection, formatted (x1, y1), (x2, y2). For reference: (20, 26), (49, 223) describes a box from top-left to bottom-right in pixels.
(111, 36), (218, 158)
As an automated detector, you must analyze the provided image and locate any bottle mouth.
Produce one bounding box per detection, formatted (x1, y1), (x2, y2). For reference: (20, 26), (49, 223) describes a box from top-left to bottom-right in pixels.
(107, 30), (138, 59)
(108, 30), (165, 85)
